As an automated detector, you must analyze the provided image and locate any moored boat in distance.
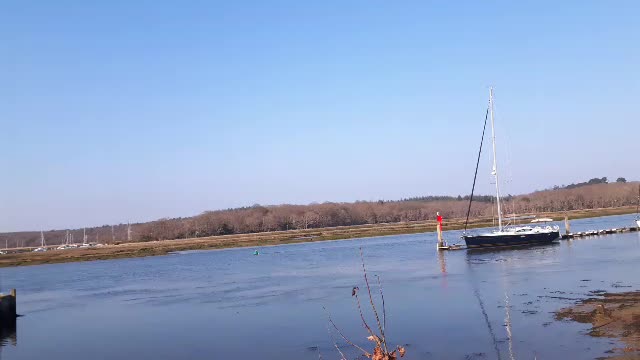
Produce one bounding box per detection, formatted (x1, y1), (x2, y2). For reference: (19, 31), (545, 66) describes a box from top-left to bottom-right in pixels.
(461, 88), (560, 248)
(33, 231), (49, 252)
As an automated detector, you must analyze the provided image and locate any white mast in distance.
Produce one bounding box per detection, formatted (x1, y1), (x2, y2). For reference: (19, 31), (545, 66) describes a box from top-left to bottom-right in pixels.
(41, 230), (46, 247)
(489, 87), (503, 231)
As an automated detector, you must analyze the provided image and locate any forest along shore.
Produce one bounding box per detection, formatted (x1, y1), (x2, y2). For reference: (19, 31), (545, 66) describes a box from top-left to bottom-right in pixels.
(5, 181), (638, 249)
(0, 206), (636, 268)
(556, 291), (640, 359)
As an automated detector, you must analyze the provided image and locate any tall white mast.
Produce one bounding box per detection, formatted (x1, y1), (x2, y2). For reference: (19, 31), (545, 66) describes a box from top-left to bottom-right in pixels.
(83, 228), (87, 245)
(489, 87), (503, 231)
(127, 222), (132, 242)
(41, 230), (45, 247)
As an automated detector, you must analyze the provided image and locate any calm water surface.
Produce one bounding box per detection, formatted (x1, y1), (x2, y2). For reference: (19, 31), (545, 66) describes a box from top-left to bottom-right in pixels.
(1, 214), (640, 359)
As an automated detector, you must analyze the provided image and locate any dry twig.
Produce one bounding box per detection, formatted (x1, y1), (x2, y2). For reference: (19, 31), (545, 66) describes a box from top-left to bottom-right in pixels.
(324, 248), (406, 360)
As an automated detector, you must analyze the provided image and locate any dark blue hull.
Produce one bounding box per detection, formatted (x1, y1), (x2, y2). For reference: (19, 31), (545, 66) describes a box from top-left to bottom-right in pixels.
(463, 231), (560, 248)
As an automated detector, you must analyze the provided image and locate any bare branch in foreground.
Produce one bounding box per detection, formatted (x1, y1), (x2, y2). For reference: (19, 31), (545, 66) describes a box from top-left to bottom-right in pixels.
(323, 248), (406, 360)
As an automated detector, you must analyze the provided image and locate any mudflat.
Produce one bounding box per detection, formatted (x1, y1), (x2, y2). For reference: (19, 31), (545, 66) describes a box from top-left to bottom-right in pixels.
(556, 291), (640, 359)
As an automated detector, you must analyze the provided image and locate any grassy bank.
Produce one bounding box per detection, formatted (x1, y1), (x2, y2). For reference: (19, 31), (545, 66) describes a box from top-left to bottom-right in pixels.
(1, 206), (637, 268)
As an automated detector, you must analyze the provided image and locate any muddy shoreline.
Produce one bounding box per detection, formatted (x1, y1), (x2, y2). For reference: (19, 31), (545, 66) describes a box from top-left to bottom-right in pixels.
(556, 291), (640, 359)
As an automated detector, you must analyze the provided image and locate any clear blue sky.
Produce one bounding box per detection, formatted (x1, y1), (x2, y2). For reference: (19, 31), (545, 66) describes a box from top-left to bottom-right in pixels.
(1, 1), (638, 232)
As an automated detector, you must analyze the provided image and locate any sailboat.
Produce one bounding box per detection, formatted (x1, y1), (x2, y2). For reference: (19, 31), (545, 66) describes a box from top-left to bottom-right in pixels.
(462, 88), (560, 248)
(80, 228), (91, 247)
(34, 231), (48, 252)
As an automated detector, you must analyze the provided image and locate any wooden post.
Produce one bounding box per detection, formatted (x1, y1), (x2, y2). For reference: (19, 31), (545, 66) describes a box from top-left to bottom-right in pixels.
(436, 211), (445, 249)
(437, 223), (445, 249)
(564, 215), (571, 235)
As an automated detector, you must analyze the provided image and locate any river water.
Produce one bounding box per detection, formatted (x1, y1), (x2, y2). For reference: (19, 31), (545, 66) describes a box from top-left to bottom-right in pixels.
(1, 214), (639, 359)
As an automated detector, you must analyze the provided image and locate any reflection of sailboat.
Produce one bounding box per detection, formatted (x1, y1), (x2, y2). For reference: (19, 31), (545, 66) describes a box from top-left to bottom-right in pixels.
(466, 242), (560, 255)
(503, 292), (515, 360)
(466, 254), (503, 360)
(462, 88), (560, 248)
(471, 284), (502, 360)
(466, 250), (524, 360)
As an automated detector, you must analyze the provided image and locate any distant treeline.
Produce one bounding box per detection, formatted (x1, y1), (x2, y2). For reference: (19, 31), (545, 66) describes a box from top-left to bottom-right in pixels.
(546, 177), (628, 191)
(397, 195), (497, 203)
(2, 180), (638, 248)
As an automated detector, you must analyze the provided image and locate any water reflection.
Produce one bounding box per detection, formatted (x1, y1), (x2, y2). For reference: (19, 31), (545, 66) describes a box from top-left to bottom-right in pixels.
(465, 242), (560, 256)
(436, 250), (447, 275)
(473, 289), (501, 359)
(0, 317), (16, 347)
(503, 289), (515, 360)
(436, 250), (449, 290)
(464, 243), (538, 360)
